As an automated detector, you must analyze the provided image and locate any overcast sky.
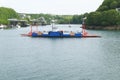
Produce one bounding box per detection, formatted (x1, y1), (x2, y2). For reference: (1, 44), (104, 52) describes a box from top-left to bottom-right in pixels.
(0, 0), (103, 15)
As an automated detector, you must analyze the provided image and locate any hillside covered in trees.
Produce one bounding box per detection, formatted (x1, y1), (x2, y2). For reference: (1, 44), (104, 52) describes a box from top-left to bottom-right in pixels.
(86, 0), (120, 30)
(0, 7), (19, 24)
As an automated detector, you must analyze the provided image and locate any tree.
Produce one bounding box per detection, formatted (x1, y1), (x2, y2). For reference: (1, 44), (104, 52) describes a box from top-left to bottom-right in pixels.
(100, 10), (118, 26)
(71, 15), (83, 24)
(110, 1), (118, 9)
(86, 12), (102, 26)
(0, 7), (19, 24)
(97, 6), (109, 11)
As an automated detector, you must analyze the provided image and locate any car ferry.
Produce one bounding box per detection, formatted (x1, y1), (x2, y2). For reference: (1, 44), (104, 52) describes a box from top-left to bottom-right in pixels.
(21, 20), (101, 38)
(21, 25), (100, 38)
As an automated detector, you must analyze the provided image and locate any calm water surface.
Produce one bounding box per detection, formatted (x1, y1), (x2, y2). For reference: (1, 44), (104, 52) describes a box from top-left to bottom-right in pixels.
(0, 25), (120, 80)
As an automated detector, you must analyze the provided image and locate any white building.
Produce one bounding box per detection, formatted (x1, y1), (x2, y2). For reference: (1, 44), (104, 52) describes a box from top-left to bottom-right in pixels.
(116, 8), (120, 12)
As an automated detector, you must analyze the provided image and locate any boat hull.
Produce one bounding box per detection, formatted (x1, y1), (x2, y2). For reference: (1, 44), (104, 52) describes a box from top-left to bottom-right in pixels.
(21, 31), (101, 38)
(31, 31), (82, 38)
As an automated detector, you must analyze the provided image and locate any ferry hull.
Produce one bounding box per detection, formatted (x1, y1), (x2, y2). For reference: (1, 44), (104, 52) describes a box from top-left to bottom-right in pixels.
(31, 32), (82, 38)
(21, 32), (101, 38)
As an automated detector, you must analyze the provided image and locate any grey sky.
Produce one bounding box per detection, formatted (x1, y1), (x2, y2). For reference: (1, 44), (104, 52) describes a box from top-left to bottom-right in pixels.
(0, 0), (103, 15)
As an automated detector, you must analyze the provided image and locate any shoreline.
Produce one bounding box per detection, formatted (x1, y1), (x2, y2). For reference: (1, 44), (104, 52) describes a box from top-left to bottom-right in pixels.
(86, 26), (120, 30)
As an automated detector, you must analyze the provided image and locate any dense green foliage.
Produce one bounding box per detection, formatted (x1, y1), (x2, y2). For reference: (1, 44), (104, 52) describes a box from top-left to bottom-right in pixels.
(86, 0), (120, 27)
(0, 7), (19, 24)
(86, 10), (120, 26)
(71, 13), (88, 24)
(97, 0), (120, 12)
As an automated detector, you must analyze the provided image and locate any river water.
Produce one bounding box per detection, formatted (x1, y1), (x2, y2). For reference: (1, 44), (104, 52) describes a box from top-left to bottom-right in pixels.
(0, 25), (120, 80)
